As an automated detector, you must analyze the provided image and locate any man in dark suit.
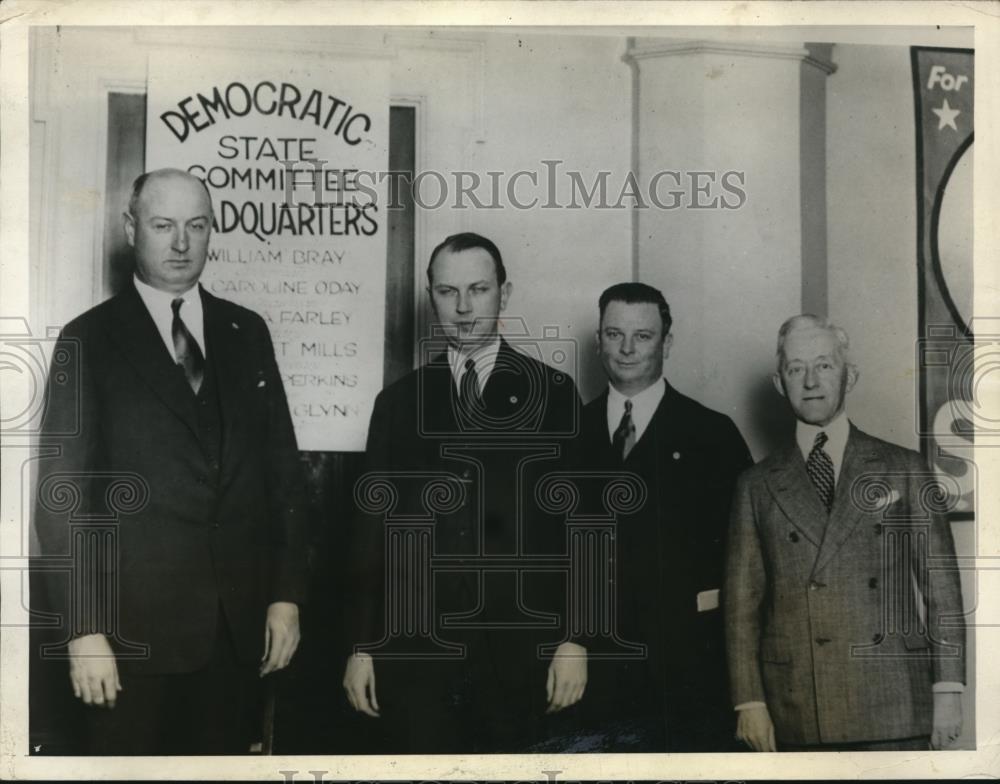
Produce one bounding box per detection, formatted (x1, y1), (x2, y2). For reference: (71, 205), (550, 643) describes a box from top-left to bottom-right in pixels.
(342, 232), (582, 752)
(33, 168), (308, 754)
(564, 282), (752, 751)
(725, 314), (965, 751)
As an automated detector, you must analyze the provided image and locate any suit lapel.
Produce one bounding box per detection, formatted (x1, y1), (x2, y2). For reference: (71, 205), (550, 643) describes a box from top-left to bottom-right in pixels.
(423, 352), (458, 434)
(481, 338), (529, 419)
(634, 380), (680, 458)
(201, 288), (245, 462)
(813, 426), (884, 575)
(764, 444), (828, 549)
(106, 283), (199, 437)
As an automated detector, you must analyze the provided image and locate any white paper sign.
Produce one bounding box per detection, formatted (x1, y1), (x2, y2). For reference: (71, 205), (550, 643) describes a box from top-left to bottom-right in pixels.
(146, 51), (389, 451)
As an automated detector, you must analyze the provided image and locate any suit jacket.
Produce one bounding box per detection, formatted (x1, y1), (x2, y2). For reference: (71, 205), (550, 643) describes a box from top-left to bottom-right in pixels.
(724, 424), (966, 745)
(347, 338), (579, 701)
(574, 381), (751, 738)
(34, 281), (308, 674)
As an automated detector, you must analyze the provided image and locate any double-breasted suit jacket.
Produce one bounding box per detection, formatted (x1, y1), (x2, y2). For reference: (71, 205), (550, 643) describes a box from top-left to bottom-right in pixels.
(724, 425), (965, 745)
(34, 282), (308, 674)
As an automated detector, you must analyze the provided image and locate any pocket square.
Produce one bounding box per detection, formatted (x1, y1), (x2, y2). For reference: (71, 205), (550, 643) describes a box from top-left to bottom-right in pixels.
(696, 589), (719, 612)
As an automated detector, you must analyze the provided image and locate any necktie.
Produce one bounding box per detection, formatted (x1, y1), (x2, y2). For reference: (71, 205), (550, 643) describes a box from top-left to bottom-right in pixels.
(806, 431), (835, 512)
(459, 357), (482, 412)
(171, 298), (204, 394)
(612, 399), (637, 461)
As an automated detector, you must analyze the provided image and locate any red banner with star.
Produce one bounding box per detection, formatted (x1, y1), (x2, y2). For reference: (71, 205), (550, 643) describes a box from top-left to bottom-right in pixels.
(912, 46), (974, 516)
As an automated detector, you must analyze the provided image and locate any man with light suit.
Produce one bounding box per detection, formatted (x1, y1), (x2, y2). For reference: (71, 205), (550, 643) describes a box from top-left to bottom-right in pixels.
(725, 314), (965, 751)
(34, 168), (308, 754)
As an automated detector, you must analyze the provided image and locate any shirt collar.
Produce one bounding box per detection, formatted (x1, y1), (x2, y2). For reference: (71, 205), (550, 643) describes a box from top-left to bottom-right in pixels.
(133, 274), (206, 357)
(447, 335), (502, 392)
(795, 410), (850, 477)
(134, 273), (200, 309)
(606, 377), (666, 443)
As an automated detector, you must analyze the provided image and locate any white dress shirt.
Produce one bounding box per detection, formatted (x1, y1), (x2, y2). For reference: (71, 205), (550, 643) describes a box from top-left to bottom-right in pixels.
(606, 377), (666, 444)
(448, 335), (501, 397)
(133, 275), (206, 361)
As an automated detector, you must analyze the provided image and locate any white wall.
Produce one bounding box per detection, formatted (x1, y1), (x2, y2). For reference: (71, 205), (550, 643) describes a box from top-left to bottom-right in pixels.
(438, 31), (633, 400)
(826, 43), (920, 449)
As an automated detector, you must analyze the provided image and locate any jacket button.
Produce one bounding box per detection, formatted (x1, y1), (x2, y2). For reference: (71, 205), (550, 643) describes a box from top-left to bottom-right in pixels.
(788, 531), (800, 543)
(815, 637), (831, 645)
(869, 577), (878, 589)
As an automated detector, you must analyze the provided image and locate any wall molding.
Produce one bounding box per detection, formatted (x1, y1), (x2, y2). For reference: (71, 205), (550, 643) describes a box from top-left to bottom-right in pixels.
(624, 39), (837, 75)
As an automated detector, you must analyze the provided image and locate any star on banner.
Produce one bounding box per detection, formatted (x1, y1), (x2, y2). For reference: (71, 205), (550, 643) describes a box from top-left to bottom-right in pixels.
(932, 99), (961, 131)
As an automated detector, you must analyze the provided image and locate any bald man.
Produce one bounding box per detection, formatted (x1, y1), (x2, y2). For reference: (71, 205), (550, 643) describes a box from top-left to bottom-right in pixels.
(34, 169), (308, 754)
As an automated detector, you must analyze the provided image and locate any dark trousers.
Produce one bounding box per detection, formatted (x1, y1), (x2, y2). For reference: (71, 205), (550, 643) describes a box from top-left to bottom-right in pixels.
(541, 657), (735, 753)
(376, 632), (545, 754)
(84, 608), (257, 755)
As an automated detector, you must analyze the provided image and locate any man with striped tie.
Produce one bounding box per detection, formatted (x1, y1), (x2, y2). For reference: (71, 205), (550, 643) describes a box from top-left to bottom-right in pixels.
(33, 169), (308, 753)
(724, 315), (966, 751)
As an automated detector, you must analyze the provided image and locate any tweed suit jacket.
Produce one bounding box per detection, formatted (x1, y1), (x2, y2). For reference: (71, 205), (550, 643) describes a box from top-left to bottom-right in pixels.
(724, 424), (965, 745)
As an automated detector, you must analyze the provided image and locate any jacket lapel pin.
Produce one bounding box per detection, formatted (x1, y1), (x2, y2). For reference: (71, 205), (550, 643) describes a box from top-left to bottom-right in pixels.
(232, 322), (239, 329)
(257, 379), (266, 388)
(509, 396), (518, 404)
(672, 451), (681, 460)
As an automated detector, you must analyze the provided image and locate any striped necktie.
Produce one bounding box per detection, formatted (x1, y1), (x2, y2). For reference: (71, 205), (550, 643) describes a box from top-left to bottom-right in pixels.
(806, 431), (835, 512)
(459, 357), (482, 412)
(171, 298), (204, 394)
(612, 399), (637, 461)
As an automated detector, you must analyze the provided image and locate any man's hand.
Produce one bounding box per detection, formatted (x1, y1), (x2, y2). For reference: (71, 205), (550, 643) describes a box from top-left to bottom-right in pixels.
(736, 704), (776, 752)
(343, 652), (380, 717)
(546, 641), (587, 713)
(931, 692), (962, 749)
(260, 601), (300, 676)
(68, 633), (121, 708)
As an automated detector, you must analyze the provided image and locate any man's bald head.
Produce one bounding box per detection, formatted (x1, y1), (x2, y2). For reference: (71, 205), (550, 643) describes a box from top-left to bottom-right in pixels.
(123, 168), (214, 294)
(127, 168), (213, 220)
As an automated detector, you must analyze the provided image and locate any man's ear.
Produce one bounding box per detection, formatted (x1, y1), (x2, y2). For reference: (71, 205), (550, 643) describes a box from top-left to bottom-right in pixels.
(662, 332), (674, 360)
(123, 212), (136, 248)
(499, 281), (512, 312)
(845, 363), (859, 394)
(426, 285), (440, 318)
(772, 371), (787, 398)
